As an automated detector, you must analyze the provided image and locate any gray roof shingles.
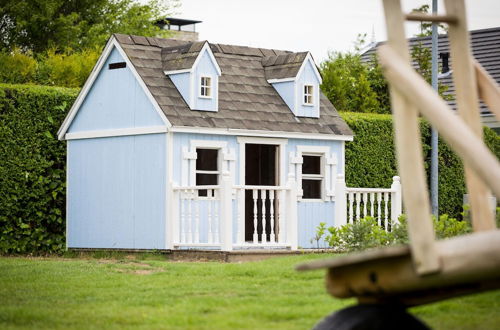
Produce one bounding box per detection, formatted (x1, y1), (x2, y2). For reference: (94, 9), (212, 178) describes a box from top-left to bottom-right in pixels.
(360, 27), (500, 115)
(114, 33), (352, 136)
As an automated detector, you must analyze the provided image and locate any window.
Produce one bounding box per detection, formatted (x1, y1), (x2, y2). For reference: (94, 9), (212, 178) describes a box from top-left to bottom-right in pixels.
(302, 155), (322, 199)
(304, 84), (313, 105)
(200, 76), (212, 97)
(196, 148), (218, 196)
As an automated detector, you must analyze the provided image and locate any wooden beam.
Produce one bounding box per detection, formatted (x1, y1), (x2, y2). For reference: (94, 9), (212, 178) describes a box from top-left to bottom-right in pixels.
(377, 45), (500, 198)
(382, 0), (440, 275)
(443, 0), (496, 231)
(475, 61), (500, 121)
(405, 13), (458, 24)
(298, 230), (500, 307)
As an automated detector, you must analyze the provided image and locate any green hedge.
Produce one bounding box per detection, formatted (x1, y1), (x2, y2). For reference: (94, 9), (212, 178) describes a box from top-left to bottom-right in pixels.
(341, 112), (500, 218)
(0, 84), (78, 253)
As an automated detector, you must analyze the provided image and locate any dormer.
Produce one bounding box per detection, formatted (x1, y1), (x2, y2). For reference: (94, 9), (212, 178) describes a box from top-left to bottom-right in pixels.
(263, 52), (322, 118)
(162, 41), (221, 112)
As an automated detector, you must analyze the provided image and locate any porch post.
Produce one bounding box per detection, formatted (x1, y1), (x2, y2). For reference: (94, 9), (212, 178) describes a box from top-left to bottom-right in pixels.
(391, 176), (402, 225)
(334, 174), (347, 227)
(286, 173), (298, 250)
(169, 182), (180, 249)
(220, 171), (233, 251)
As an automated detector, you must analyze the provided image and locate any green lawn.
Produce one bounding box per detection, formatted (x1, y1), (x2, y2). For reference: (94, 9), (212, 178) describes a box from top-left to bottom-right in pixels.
(0, 254), (498, 329)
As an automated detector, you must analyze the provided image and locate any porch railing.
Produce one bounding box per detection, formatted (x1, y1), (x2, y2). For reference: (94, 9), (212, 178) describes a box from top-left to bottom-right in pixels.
(335, 175), (403, 231)
(171, 173), (298, 251)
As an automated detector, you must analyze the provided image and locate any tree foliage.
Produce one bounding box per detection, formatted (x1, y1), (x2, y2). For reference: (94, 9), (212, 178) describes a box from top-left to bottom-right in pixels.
(320, 52), (384, 113)
(0, 0), (177, 53)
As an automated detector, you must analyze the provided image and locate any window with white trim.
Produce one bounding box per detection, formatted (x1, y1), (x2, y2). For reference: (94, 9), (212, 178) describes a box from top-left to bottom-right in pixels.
(196, 148), (219, 196)
(303, 84), (314, 105)
(200, 76), (212, 98)
(301, 154), (323, 199)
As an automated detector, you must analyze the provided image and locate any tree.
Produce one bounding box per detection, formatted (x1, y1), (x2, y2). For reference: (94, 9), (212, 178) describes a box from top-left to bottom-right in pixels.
(320, 51), (383, 113)
(0, 0), (178, 53)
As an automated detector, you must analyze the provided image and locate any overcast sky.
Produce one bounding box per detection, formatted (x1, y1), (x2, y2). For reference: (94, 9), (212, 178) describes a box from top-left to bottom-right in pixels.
(175, 0), (500, 63)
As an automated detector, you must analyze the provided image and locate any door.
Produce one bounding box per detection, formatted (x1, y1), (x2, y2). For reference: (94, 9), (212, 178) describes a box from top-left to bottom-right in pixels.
(244, 144), (278, 242)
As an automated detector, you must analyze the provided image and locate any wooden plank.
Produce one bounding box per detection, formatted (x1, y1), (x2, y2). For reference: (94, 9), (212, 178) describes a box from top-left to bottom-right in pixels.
(405, 13), (457, 24)
(377, 45), (500, 199)
(475, 61), (500, 121)
(304, 230), (500, 306)
(382, 0), (440, 275)
(444, 0), (495, 231)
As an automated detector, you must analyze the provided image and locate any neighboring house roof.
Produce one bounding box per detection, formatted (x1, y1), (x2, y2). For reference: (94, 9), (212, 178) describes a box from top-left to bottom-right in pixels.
(361, 27), (500, 116)
(113, 33), (352, 136)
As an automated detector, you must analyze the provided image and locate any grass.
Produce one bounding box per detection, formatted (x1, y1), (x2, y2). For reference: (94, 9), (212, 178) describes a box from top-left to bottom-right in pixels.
(0, 254), (498, 329)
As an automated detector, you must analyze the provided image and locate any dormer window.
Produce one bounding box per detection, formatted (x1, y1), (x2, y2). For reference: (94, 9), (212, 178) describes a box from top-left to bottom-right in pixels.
(304, 85), (314, 105)
(200, 76), (212, 98)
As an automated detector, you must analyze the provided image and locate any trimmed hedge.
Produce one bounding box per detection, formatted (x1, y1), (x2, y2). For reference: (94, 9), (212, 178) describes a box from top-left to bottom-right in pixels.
(0, 84), (78, 253)
(341, 112), (500, 218)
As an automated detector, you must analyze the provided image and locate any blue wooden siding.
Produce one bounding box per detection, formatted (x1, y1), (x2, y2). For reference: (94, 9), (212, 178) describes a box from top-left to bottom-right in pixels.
(271, 81), (295, 111)
(295, 60), (320, 118)
(169, 72), (190, 106)
(287, 139), (343, 248)
(193, 50), (218, 111)
(67, 133), (167, 249)
(68, 47), (164, 133)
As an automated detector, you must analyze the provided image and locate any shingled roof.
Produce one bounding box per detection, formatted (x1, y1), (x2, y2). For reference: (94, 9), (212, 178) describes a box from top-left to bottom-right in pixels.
(361, 27), (500, 116)
(113, 33), (352, 136)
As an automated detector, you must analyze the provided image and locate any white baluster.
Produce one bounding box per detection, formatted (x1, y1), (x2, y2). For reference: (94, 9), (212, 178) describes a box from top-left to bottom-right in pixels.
(384, 192), (389, 231)
(348, 192), (354, 224)
(253, 189), (258, 244)
(236, 188), (242, 245)
(370, 193), (375, 217)
(269, 190), (275, 243)
(278, 189), (285, 244)
(180, 190), (186, 243)
(214, 190), (219, 243)
(207, 189), (213, 244)
(363, 192), (368, 218)
(194, 189), (200, 243)
(355, 192), (361, 221)
(187, 190), (193, 243)
(261, 189), (267, 243)
(377, 192), (382, 226)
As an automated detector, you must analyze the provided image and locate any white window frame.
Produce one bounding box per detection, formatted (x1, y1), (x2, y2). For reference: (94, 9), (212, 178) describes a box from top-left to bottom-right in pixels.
(295, 146), (330, 202)
(199, 75), (212, 98)
(301, 153), (324, 201)
(303, 84), (314, 106)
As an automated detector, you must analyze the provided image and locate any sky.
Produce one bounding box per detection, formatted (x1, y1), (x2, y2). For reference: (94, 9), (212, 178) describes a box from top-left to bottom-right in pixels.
(174, 0), (500, 63)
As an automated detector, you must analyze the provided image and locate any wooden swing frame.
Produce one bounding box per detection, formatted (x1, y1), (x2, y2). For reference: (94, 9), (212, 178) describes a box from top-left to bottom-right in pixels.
(297, 0), (500, 307)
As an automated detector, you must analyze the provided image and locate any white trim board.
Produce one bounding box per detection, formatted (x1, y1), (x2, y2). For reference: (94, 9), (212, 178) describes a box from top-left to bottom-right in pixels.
(172, 126), (353, 141)
(57, 36), (170, 140)
(65, 126), (167, 140)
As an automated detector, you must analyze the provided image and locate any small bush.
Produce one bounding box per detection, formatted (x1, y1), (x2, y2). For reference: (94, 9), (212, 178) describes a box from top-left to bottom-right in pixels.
(319, 213), (472, 252)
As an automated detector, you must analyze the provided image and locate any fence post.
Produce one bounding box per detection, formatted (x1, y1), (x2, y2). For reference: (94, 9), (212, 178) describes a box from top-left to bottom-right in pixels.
(286, 173), (298, 250)
(335, 174), (347, 227)
(220, 171), (233, 251)
(391, 176), (402, 225)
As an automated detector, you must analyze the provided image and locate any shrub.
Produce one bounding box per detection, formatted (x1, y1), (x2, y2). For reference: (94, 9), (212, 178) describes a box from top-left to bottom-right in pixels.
(319, 213), (472, 252)
(0, 49), (37, 84)
(0, 84), (78, 254)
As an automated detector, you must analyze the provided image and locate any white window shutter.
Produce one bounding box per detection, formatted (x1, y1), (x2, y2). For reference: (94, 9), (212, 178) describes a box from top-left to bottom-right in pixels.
(290, 151), (303, 197)
(223, 148), (236, 197)
(325, 153), (337, 201)
(182, 146), (197, 186)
